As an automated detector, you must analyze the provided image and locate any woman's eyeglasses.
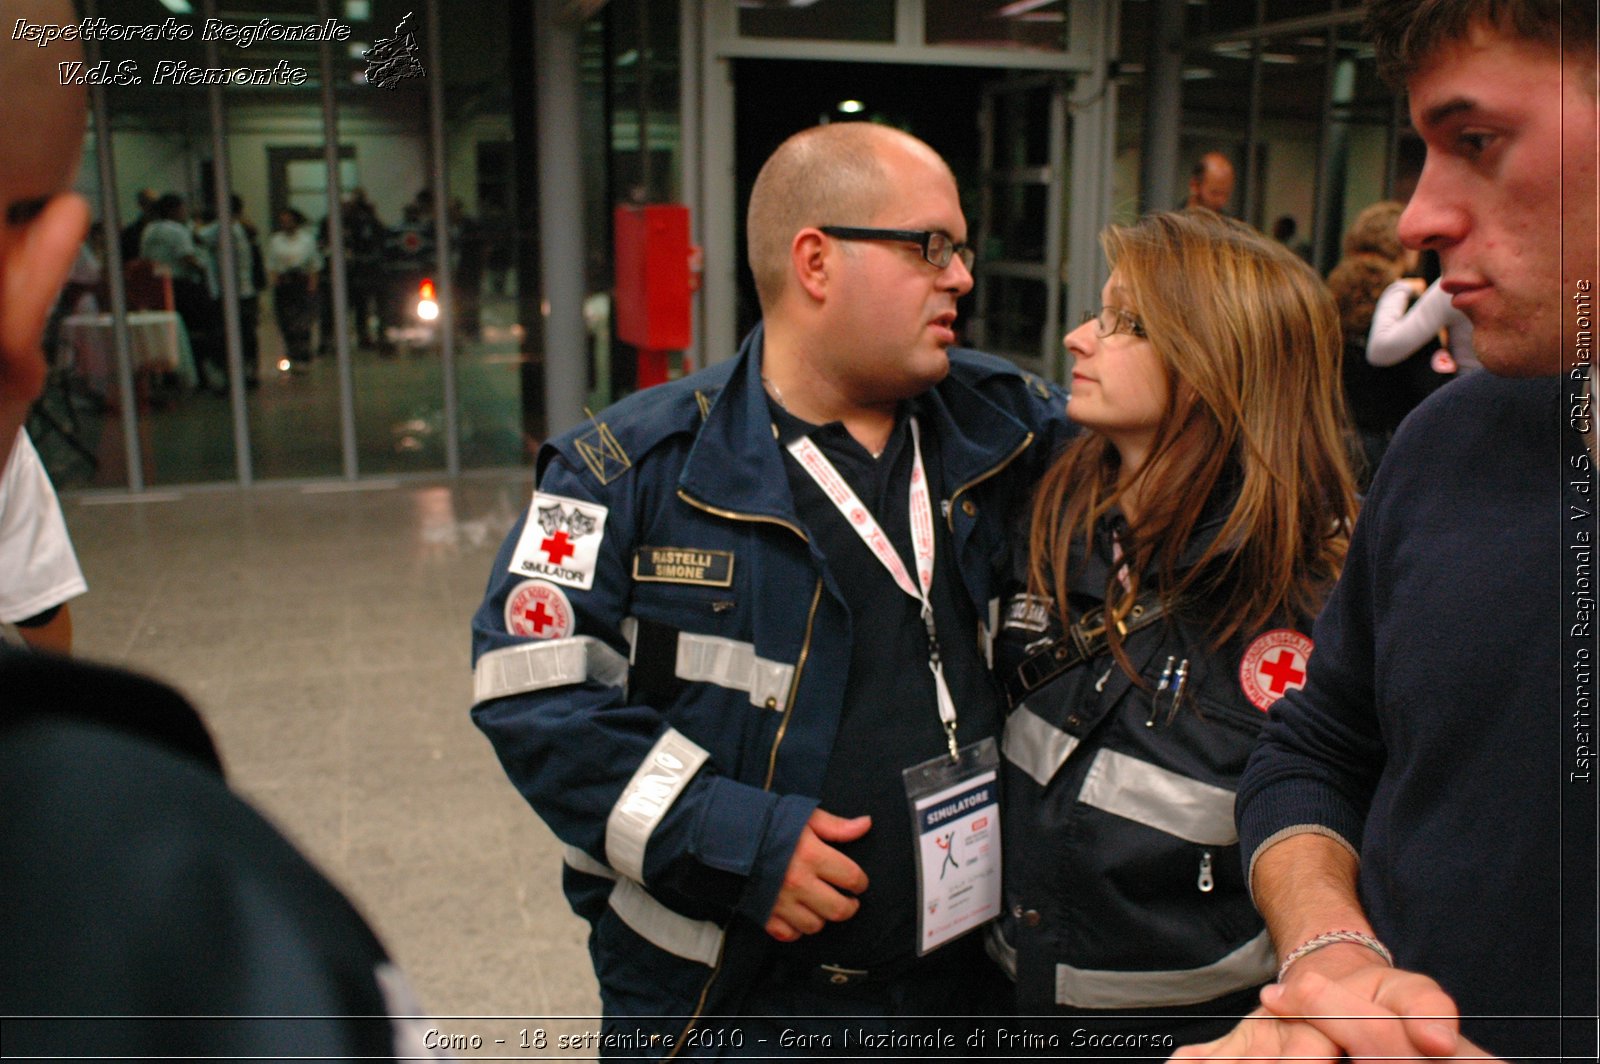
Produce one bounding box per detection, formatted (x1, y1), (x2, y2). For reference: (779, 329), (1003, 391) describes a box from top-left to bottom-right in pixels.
(1081, 306), (1146, 339)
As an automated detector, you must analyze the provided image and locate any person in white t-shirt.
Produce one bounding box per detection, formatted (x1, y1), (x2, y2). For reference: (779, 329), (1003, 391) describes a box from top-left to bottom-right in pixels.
(0, 429), (86, 653)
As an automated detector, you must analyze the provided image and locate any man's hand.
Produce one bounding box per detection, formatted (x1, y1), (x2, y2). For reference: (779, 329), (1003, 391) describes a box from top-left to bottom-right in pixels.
(1171, 1007), (1343, 1063)
(1258, 943), (1463, 1060)
(1174, 988), (1499, 1063)
(763, 808), (870, 942)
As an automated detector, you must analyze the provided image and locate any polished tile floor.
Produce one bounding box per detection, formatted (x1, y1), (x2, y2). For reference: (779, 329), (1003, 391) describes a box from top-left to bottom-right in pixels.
(63, 474), (604, 1028)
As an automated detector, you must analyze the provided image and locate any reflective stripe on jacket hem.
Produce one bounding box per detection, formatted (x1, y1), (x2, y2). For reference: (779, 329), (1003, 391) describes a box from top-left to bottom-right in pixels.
(561, 846), (724, 968)
(1055, 929), (1275, 1009)
(1078, 748), (1238, 845)
(605, 728), (710, 882)
(473, 636), (628, 703)
(675, 632), (794, 712)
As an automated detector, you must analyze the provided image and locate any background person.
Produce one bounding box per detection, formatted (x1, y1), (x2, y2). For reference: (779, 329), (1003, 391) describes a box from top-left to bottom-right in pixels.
(196, 194), (263, 390)
(1324, 200), (1442, 484)
(993, 210), (1357, 1049)
(267, 208), (321, 373)
(1184, 152), (1236, 214)
(140, 192), (220, 392)
(1366, 274), (1477, 374)
(0, 427), (86, 654)
(117, 187), (157, 265)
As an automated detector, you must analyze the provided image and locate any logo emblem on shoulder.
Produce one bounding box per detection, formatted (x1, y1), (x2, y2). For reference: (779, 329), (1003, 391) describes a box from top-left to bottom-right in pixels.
(505, 580), (575, 639)
(574, 419), (631, 486)
(1239, 629), (1314, 712)
(508, 492), (609, 589)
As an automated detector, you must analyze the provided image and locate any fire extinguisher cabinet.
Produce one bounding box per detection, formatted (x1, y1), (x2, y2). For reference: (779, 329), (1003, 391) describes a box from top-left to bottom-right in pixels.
(614, 204), (695, 388)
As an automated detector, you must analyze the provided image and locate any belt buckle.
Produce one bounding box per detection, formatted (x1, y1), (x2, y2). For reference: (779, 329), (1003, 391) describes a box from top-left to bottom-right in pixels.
(1077, 606), (1128, 642)
(818, 964), (869, 987)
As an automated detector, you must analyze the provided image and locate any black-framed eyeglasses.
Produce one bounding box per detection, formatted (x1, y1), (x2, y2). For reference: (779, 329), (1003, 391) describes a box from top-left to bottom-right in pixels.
(1081, 307), (1146, 339)
(819, 226), (976, 271)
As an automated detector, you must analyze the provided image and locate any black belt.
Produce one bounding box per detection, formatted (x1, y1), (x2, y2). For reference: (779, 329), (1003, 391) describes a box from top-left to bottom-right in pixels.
(1003, 594), (1169, 707)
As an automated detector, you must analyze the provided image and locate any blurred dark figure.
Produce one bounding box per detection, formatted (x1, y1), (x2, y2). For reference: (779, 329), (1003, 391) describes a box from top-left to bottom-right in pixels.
(2, 651), (438, 1059)
(377, 191), (436, 355)
(117, 186), (157, 264)
(344, 189), (386, 347)
(450, 196), (484, 336)
(1272, 215), (1312, 262)
(317, 189), (387, 353)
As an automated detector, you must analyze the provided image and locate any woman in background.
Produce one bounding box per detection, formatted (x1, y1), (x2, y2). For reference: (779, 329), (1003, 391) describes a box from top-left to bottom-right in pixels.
(992, 210), (1359, 1049)
(1326, 200), (1456, 484)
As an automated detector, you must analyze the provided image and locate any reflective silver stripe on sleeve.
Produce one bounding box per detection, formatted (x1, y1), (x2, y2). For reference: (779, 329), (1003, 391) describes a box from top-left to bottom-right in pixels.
(607, 877), (724, 967)
(1055, 929), (1275, 1009)
(1077, 748), (1238, 845)
(472, 636), (629, 704)
(605, 728), (710, 883)
(675, 632), (795, 712)
(561, 844), (618, 880)
(1002, 704), (1080, 787)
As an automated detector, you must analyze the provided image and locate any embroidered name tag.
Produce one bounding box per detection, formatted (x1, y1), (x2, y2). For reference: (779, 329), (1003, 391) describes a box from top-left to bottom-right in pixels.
(633, 546), (734, 587)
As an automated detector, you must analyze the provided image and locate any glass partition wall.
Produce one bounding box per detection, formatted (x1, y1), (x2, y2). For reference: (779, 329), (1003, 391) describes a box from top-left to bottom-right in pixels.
(41, 0), (538, 490)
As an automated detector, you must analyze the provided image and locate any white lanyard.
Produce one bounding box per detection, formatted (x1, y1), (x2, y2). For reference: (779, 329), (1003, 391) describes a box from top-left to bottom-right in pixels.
(786, 418), (961, 759)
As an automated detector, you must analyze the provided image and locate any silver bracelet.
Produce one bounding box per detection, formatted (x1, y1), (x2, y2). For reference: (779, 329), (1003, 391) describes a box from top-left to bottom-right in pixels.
(1276, 929), (1395, 983)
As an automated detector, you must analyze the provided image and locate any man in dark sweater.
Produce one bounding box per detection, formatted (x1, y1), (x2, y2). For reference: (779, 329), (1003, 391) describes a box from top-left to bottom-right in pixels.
(1177, 2), (1596, 1061)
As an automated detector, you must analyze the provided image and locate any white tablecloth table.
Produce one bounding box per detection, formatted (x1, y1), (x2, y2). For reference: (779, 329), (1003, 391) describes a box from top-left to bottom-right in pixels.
(60, 310), (198, 394)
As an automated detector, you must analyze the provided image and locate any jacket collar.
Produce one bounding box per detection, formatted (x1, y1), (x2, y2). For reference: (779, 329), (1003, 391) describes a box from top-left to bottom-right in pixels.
(676, 323), (1033, 524)
(1069, 475), (1240, 600)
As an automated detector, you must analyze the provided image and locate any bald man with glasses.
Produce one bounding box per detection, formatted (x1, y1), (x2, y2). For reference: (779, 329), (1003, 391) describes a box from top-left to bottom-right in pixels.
(471, 122), (1071, 1055)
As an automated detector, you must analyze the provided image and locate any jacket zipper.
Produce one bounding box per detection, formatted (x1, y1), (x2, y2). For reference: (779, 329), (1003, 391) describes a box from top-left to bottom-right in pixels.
(945, 431), (1035, 532)
(671, 488), (820, 1043)
(663, 937), (726, 1061)
(765, 579), (823, 789)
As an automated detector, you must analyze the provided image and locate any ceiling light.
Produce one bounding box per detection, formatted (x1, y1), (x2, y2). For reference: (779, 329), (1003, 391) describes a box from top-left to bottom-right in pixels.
(997, 0), (1058, 15)
(156, 0), (193, 12)
(837, 99), (865, 114)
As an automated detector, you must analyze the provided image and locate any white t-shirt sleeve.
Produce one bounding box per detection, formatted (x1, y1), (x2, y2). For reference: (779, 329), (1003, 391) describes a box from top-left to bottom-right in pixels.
(0, 430), (88, 623)
(1368, 279), (1452, 367)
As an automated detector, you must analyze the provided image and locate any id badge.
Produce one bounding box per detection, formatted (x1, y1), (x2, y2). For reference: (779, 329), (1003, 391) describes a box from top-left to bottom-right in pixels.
(902, 736), (1001, 956)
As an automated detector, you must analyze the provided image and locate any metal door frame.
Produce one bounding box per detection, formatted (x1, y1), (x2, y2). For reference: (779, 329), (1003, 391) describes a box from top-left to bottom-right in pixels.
(686, 0), (1116, 383)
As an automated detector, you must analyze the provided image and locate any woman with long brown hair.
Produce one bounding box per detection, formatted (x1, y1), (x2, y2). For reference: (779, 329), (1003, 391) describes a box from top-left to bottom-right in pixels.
(991, 210), (1359, 1046)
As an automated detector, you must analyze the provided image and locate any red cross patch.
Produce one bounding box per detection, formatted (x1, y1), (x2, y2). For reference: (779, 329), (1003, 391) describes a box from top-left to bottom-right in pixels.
(540, 530), (577, 565)
(1238, 629), (1314, 712)
(504, 580), (574, 640)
